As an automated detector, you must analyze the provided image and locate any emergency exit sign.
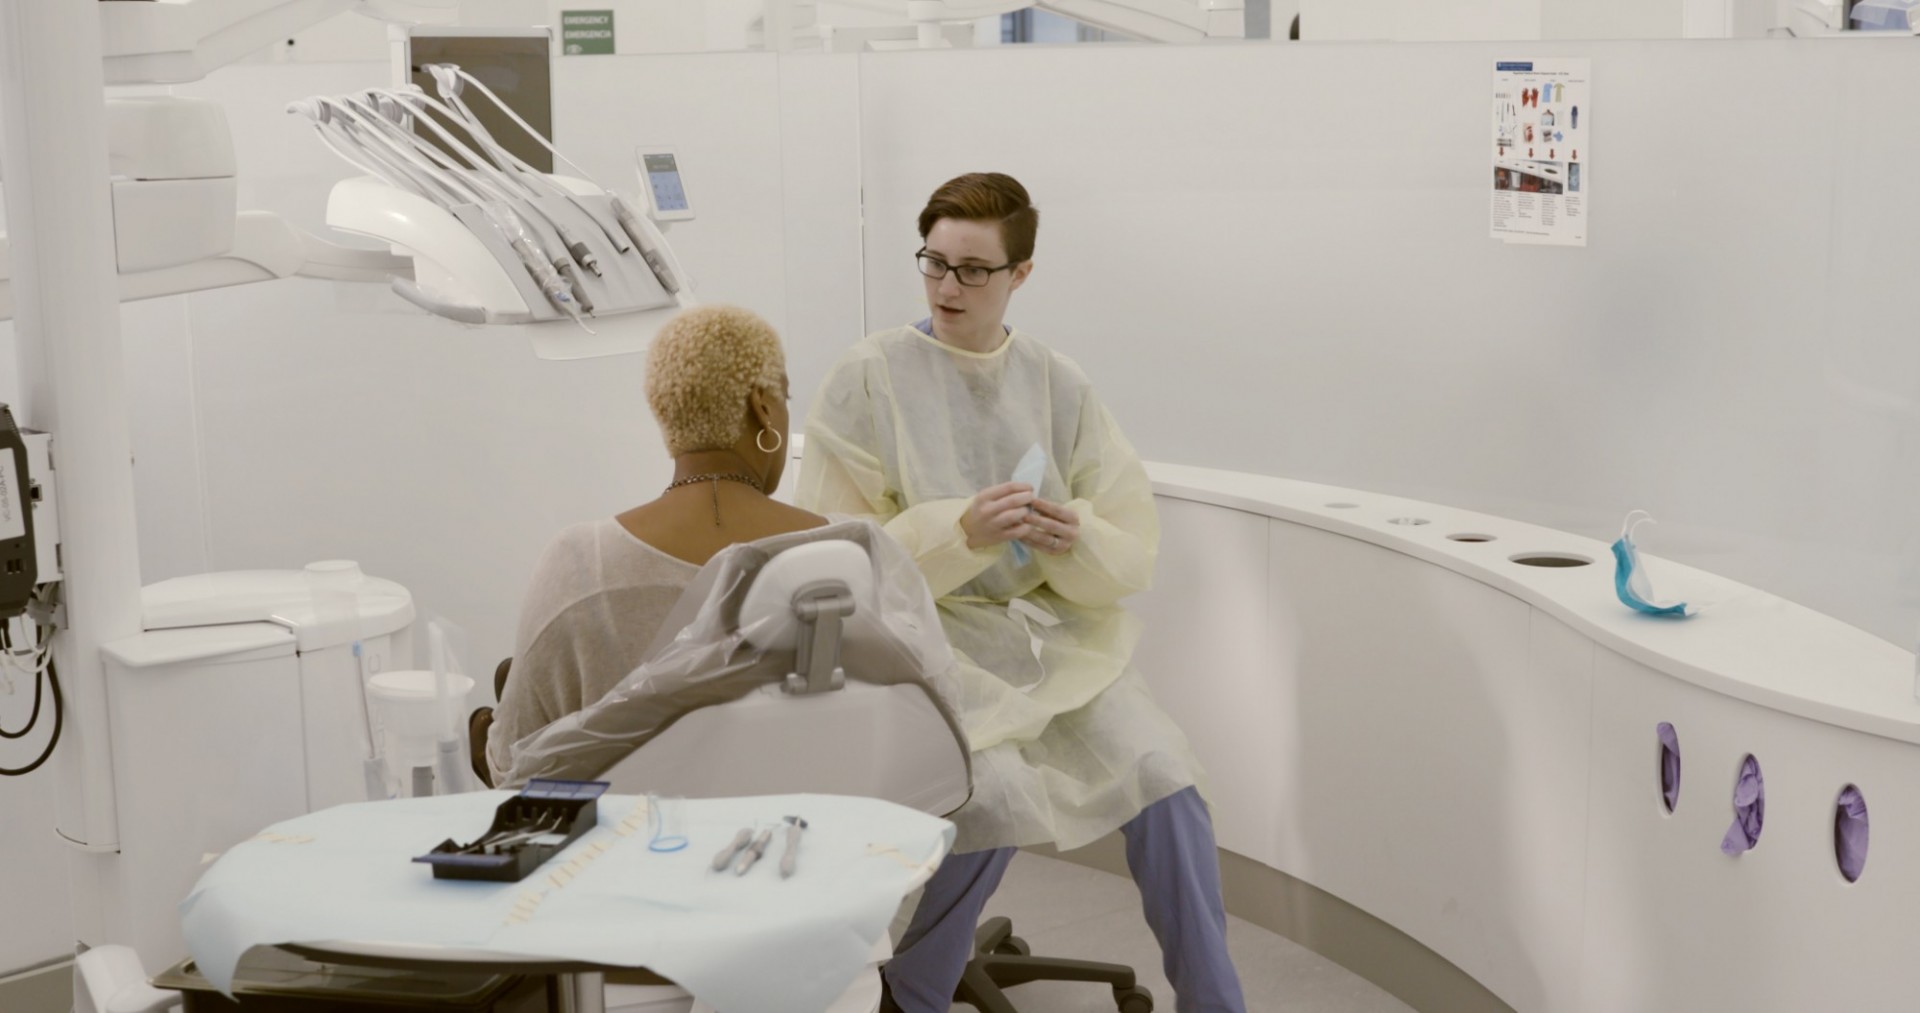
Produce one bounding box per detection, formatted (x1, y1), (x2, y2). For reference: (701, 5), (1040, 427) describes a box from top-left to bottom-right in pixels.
(561, 10), (615, 55)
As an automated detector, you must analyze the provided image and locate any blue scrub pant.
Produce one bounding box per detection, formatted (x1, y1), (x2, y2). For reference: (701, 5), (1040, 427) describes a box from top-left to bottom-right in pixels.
(884, 787), (1247, 1013)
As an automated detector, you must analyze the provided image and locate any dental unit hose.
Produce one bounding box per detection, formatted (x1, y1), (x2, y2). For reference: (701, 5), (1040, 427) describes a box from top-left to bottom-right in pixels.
(485, 205), (592, 329)
(374, 90), (603, 289)
(422, 81), (621, 273)
(0, 614), (61, 778)
(426, 66), (633, 256)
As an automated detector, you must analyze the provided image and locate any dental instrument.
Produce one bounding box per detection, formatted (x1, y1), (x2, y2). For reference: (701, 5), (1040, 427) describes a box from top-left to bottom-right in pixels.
(712, 827), (754, 872)
(368, 82), (608, 283)
(779, 816), (807, 878)
(426, 63), (632, 259)
(482, 203), (590, 328)
(612, 195), (685, 295)
(415, 779), (609, 881)
(734, 826), (774, 876)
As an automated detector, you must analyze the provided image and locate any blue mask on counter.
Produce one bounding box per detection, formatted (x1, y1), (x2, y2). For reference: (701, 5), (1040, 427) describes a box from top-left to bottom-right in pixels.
(1007, 442), (1048, 567)
(1611, 510), (1694, 617)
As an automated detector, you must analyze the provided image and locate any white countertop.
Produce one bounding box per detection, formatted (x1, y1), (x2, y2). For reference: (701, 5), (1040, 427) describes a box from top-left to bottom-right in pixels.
(1145, 462), (1920, 746)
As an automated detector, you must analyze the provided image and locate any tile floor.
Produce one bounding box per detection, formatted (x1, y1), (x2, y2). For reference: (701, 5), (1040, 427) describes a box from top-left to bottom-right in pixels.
(943, 851), (1415, 1013)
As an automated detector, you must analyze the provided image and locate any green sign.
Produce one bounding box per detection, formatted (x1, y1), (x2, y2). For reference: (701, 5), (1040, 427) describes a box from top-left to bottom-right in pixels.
(561, 10), (615, 55)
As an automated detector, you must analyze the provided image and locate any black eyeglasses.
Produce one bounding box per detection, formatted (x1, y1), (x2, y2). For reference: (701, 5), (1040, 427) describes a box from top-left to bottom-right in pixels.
(915, 250), (1016, 288)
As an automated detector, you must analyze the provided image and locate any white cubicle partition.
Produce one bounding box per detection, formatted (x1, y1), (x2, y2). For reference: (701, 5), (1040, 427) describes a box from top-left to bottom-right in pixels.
(858, 39), (1920, 654)
(1131, 462), (1920, 1012)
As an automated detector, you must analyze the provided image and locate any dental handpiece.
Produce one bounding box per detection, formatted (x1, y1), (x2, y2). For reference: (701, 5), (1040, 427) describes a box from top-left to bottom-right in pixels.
(556, 260), (594, 314)
(486, 206), (579, 314)
(733, 827), (774, 876)
(712, 828), (753, 872)
(779, 817), (808, 879)
(552, 222), (601, 276)
(612, 198), (681, 295)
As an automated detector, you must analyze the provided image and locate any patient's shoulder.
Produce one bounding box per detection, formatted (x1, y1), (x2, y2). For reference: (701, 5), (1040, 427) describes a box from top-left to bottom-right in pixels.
(758, 500), (830, 535)
(522, 520), (614, 593)
(616, 497), (827, 566)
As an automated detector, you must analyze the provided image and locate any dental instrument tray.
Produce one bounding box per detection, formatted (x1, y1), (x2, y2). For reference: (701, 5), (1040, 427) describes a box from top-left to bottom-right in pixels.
(415, 779), (609, 882)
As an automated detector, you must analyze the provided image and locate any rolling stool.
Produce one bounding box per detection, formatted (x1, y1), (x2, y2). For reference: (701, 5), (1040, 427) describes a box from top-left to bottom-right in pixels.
(955, 916), (1153, 1013)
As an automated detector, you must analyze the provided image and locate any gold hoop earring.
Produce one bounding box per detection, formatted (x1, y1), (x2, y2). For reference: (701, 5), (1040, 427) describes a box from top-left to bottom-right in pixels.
(756, 428), (783, 454)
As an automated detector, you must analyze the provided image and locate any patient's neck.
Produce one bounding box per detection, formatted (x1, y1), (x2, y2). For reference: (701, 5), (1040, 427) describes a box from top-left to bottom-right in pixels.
(670, 450), (766, 492)
(627, 449), (821, 567)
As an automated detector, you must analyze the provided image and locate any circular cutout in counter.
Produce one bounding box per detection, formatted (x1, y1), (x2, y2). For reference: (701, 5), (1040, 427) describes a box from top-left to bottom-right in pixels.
(1448, 533), (1497, 543)
(1325, 502), (1359, 509)
(1388, 517), (1430, 526)
(1835, 784), (1868, 883)
(1509, 552), (1592, 568)
(1656, 722), (1681, 814)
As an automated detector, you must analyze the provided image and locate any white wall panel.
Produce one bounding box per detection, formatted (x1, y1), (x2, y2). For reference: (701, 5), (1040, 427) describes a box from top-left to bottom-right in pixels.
(0, 308), (188, 978)
(122, 297), (211, 584)
(0, 770), (71, 974)
(0, 314), (67, 977)
(856, 39), (1920, 649)
(1541, 0), (1681, 37)
(1140, 490), (1920, 1008)
(775, 55), (869, 416)
(1129, 497), (1281, 862)
(1581, 649), (1920, 1010)
(1262, 521), (1588, 1011)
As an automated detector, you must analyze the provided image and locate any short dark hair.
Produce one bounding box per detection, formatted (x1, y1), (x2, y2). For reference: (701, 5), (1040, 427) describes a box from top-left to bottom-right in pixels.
(917, 172), (1039, 264)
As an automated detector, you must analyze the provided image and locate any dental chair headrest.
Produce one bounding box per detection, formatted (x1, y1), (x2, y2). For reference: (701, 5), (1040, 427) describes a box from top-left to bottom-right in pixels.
(738, 540), (875, 650)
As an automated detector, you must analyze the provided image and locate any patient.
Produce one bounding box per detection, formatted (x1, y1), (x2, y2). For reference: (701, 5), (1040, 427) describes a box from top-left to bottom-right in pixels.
(477, 304), (825, 787)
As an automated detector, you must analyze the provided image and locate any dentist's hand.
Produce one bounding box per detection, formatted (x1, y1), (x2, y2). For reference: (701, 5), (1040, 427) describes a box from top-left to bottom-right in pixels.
(1019, 499), (1080, 556)
(961, 482), (1037, 549)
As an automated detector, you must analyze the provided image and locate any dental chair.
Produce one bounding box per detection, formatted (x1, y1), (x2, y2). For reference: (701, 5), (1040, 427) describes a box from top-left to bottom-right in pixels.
(569, 534), (1154, 1013)
(504, 530), (1157, 1013)
(498, 533), (973, 1013)
(589, 538), (971, 814)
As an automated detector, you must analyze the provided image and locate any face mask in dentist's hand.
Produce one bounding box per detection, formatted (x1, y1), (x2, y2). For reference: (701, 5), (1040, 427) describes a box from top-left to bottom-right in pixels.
(1611, 510), (1696, 618)
(1008, 442), (1048, 568)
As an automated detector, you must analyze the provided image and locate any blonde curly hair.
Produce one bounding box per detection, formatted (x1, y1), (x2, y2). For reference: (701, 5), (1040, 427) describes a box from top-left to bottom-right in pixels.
(645, 305), (787, 456)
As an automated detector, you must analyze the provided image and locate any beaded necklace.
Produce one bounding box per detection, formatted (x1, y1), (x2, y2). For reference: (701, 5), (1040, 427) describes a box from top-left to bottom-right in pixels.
(664, 472), (764, 526)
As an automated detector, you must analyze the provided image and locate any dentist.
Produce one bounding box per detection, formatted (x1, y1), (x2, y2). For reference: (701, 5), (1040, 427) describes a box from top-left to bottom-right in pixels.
(798, 173), (1246, 1012)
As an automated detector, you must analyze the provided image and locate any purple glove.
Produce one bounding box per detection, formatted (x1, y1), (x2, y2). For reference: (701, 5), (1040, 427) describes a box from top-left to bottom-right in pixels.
(1656, 722), (1681, 813)
(1721, 755), (1765, 856)
(1835, 785), (1869, 882)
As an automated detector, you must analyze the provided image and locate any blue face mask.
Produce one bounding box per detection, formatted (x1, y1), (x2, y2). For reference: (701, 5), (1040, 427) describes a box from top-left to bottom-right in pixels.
(1007, 442), (1049, 567)
(1611, 510), (1695, 617)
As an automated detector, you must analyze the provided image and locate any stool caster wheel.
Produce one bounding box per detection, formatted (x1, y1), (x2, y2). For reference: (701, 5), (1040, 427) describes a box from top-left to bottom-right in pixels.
(993, 936), (1031, 957)
(1113, 984), (1154, 1012)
